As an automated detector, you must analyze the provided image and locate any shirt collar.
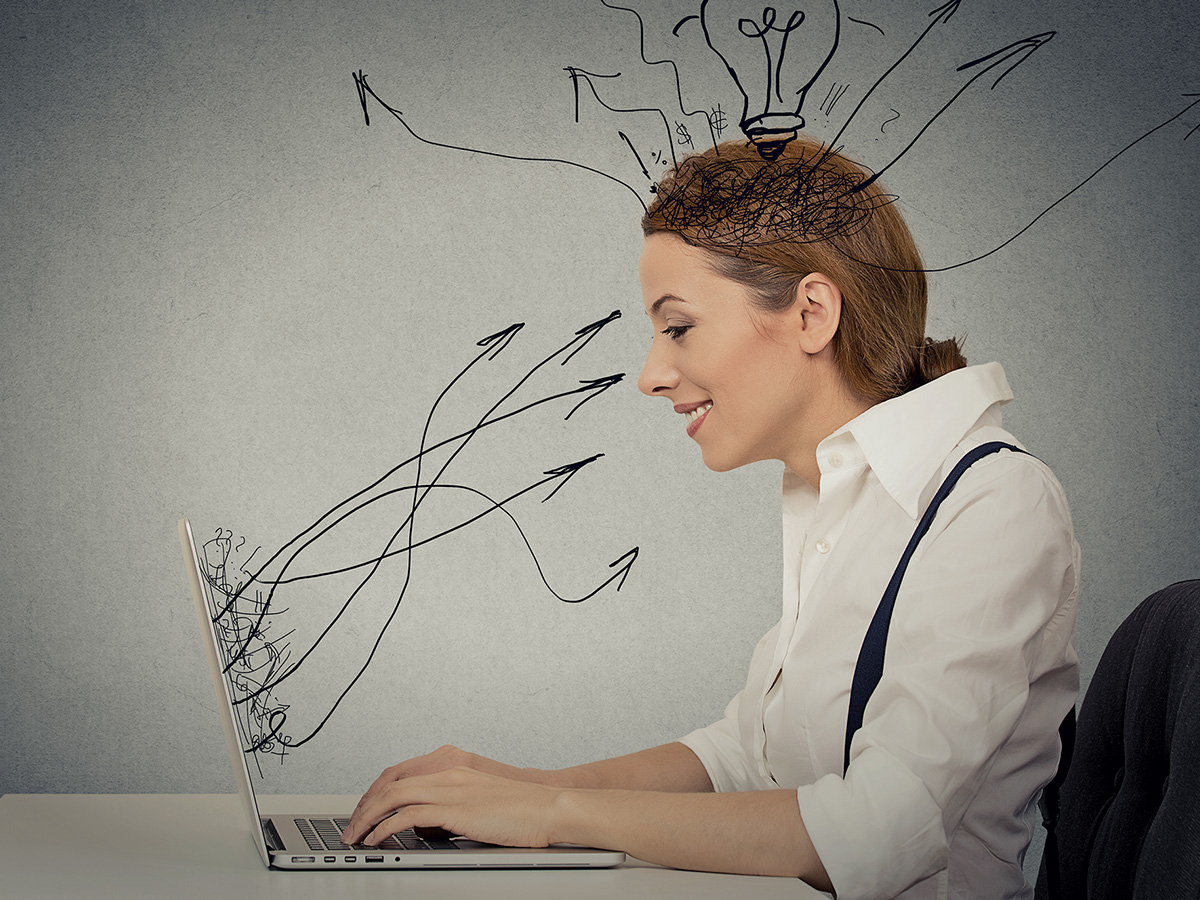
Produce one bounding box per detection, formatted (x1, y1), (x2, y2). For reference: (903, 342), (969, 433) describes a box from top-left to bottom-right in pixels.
(824, 362), (1014, 519)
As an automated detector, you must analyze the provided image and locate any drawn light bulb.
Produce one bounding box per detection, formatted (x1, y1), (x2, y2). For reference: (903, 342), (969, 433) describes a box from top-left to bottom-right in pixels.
(699, 0), (841, 160)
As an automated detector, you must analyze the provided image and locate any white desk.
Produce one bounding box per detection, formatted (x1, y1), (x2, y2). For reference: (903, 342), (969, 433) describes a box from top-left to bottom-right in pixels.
(0, 794), (831, 899)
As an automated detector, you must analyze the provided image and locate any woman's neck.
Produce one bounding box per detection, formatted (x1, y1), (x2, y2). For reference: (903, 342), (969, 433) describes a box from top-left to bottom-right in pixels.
(784, 383), (873, 491)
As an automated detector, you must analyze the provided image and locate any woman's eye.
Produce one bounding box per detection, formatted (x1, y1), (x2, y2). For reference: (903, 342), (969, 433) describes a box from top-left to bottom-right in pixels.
(661, 324), (692, 340)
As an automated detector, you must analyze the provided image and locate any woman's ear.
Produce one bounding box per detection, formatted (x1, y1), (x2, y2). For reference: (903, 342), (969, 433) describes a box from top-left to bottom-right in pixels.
(793, 272), (842, 355)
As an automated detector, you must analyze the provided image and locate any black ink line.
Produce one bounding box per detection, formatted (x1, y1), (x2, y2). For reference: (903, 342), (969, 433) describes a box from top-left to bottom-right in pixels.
(219, 312), (632, 754)
(620, 130), (651, 179)
(1183, 93), (1199, 141)
(848, 16), (886, 37)
(823, 83), (850, 117)
(564, 66), (681, 169)
(819, 0), (960, 171)
(567, 67), (622, 123)
(244, 455), (612, 586)
(353, 70), (648, 212)
(853, 31), (1056, 193)
(224, 313), (610, 663)
(602, 0), (719, 150)
(913, 94), (1200, 271)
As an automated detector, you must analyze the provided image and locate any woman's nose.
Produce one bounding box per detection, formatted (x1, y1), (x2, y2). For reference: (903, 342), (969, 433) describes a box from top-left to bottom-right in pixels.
(637, 337), (680, 397)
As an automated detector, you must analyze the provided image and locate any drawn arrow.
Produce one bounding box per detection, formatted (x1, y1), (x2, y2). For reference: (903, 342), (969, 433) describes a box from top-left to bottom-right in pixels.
(477, 321), (524, 359)
(821, 0), (964, 168)
(542, 453), (604, 502)
(852, 31), (1056, 192)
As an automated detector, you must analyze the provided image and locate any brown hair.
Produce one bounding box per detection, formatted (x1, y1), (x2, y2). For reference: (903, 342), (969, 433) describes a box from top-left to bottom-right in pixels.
(641, 138), (965, 404)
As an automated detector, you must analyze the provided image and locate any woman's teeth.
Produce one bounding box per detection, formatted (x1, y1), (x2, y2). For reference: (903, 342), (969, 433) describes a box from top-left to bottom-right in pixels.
(686, 403), (712, 424)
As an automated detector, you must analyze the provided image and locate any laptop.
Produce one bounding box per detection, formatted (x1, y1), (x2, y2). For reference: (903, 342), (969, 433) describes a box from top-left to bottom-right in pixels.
(179, 517), (625, 870)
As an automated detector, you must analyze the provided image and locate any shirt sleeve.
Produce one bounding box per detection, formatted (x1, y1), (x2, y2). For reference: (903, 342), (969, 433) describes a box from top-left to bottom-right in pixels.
(678, 623), (782, 793)
(797, 452), (1079, 899)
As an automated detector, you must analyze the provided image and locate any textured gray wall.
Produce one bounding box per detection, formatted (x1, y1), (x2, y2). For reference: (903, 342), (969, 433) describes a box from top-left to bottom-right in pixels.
(2, 2), (1197, 871)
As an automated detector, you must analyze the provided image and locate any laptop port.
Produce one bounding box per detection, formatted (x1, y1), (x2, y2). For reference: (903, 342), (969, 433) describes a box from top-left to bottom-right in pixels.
(291, 856), (315, 863)
(366, 855), (384, 863)
(323, 856), (336, 863)
(344, 856), (355, 863)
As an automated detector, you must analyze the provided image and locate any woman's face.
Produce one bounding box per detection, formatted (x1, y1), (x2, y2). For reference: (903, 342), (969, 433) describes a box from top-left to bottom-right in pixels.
(637, 233), (818, 473)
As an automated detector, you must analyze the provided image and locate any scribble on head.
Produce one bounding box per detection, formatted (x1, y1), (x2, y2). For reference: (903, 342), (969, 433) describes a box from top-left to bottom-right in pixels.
(642, 138), (966, 403)
(646, 139), (894, 253)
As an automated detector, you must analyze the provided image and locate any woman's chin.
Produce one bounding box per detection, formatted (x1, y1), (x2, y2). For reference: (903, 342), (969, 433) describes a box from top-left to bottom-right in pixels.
(698, 447), (742, 473)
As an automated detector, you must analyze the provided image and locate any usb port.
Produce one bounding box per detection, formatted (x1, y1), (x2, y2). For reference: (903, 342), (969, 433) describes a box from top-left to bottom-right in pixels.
(366, 855), (384, 863)
(291, 856), (315, 863)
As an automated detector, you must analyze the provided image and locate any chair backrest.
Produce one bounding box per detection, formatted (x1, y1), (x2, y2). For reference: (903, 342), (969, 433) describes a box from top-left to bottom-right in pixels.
(1036, 579), (1200, 899)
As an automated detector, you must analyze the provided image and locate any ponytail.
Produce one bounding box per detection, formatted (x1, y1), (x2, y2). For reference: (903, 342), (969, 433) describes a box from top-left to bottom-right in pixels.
(916, 336), (968, 387)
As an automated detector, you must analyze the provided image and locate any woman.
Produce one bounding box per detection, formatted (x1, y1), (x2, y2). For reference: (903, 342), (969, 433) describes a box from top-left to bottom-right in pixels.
(342, 139), (1079, 899)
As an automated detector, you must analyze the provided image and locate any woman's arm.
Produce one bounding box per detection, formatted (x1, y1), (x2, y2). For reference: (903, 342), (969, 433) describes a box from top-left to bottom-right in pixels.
(543, 740), (716, 792)
(342, 764), (832, 887)
(556, 783), (832, 884)
(347, 740), (713, 817)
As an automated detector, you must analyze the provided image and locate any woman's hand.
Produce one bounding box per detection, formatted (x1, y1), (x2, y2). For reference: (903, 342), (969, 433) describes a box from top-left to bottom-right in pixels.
(342, 745), (556, 845)
(341, 763), (565, 849)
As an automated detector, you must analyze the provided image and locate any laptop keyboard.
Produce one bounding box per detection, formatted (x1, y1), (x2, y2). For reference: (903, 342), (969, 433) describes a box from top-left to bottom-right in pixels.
(295, 817), (460, 852)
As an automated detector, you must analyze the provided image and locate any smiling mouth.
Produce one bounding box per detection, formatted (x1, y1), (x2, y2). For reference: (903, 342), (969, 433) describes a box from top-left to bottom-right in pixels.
(684, 402), (712, 437)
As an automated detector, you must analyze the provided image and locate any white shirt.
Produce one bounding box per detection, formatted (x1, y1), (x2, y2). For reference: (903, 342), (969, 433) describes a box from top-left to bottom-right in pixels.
(679, 363), (1080, 900)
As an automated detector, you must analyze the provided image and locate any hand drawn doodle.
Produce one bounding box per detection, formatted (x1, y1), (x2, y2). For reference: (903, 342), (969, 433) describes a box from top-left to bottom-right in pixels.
(353, 0), (1198, 272)
(199, 314), (634, 769)
(220, 0), (1194, 772)
(676, 0), (842, 160)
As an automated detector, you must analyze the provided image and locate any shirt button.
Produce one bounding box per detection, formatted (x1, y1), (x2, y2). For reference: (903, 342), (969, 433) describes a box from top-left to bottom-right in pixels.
(815, 538), (831, 554)
(827, 453), (844, 469)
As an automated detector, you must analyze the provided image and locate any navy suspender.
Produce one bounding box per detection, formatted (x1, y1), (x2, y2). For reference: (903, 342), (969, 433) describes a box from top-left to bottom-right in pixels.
(842, 441), (1027, 775)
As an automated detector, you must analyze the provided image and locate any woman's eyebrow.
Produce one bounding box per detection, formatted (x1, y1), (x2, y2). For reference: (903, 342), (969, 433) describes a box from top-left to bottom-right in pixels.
(650, 293), (690, 315)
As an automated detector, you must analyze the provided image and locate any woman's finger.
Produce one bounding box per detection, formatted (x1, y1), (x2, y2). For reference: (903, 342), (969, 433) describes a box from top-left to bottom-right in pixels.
(346, 770), (452, 843)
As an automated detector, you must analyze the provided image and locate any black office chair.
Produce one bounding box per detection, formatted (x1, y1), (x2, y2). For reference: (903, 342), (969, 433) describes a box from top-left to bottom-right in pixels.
(1036, 579), (1200, 899)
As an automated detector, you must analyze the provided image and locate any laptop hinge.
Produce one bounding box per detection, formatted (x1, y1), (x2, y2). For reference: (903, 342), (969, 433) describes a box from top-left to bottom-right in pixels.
(260, 816), (285, 852)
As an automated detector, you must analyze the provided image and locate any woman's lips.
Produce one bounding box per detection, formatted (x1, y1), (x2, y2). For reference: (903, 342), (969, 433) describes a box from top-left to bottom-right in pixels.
(680, 402), (712, 438)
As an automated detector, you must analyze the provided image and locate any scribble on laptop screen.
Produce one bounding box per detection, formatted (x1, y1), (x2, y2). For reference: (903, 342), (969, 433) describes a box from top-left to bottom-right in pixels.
(198, 312), (634, 771)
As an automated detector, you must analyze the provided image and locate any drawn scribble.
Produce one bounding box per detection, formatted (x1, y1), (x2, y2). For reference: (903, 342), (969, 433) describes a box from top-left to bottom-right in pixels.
(185, 0), (1196, 778)
(199, 313), (635, 767)
(611, 2), (1199, 270)
(200, 528), (293, 773)
(649, 141), (894, 254)
(350, 1), (1196, 273)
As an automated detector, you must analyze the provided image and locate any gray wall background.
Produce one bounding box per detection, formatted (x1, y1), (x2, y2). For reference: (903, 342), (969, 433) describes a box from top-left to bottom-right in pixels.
(2, 0), (1198, 877)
